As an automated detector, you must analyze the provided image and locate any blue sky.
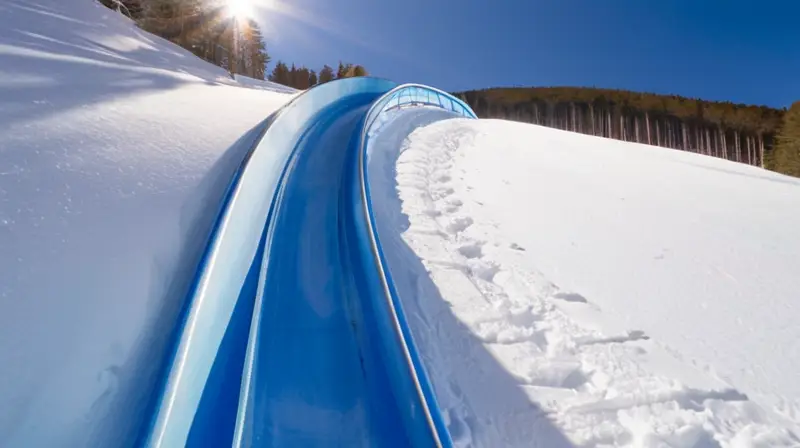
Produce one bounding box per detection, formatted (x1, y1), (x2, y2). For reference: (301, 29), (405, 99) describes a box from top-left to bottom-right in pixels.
(256, 0), (799, 108)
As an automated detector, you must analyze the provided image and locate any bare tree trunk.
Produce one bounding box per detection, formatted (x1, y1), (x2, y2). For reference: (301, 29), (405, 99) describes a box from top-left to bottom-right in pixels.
(546, 103), (552, 127)
(758, 134), (765, 168)
(736, 131), (742, 162)
(178, 0), (187, 46)
(570, 103), (576, 132)
(697, 129), (706, 155)
(565, 105), (570, 130)
(598, 108), (603, 136)
(600, 109), (605, 137)
(635, 115), (640, 143)
(619, 114), (625, 140)
(720, 128), (727, 159)
(670, 121), (676, 148)
(599, 110), (604, 137)
(698, 127), (704, 155)
(743, 135), (747, 163)
(646, 113), (652, 145)
(745, 135), (751, 164)
(710, 129), (715, 157)
(656, 120), (661, 146)
(708, 128), (713, 156)
(670, 121), (675, 148)
(668, 120), (675, 148)
(682, 122), (688, 151)
(712, 128), (717, 157)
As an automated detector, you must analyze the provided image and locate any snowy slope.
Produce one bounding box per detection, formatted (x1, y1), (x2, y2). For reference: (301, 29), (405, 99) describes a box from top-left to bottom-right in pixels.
(0, 1), (292, 445)
(370, 111), (800, 447)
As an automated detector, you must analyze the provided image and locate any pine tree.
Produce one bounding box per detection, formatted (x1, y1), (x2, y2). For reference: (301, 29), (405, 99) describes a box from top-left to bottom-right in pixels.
(773, 101), (800, 177)
(293, 66), (310, 89)
(336, 61), (352, 79)
(268, 61), (291, 86)
(138, 0), (204, 44)
(244, 19), (269, 79)
(97, 1), (365, 88)
(345, 64), (368, 77)
(289, 63), (298, 87)
(318, 65), (334, 84)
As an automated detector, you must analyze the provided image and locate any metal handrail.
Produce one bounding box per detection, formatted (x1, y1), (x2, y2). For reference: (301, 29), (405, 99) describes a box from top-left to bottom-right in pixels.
(357, 83), (478, 448)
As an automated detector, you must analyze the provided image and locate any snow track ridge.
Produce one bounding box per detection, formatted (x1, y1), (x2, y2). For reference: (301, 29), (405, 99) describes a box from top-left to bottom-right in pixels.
(358, 84), (479, 448)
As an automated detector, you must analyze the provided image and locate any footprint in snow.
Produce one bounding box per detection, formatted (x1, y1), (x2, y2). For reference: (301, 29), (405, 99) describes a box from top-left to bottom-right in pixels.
(432, 187), (455, 200)
(443, 198), (463, 213)
(433, 173), (452, 183)
(444, 203), (461, 213)
(552, 291), (588, 303)
(457, 241), (484, 259)
(577, 330), (650, 346)
(469, 260), (500, 282)
(446, 216), (474, 234)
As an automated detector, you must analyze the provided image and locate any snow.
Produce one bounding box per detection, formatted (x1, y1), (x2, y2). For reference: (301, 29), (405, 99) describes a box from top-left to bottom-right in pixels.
(0, 1), (292, 445)
(369, 109), (800, 447)
(5, 1), (800, 446)
(234, 73), (297, 94)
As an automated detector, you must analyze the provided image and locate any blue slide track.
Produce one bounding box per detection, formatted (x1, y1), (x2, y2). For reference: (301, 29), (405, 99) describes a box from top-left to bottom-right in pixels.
(141, 78), (477, 448)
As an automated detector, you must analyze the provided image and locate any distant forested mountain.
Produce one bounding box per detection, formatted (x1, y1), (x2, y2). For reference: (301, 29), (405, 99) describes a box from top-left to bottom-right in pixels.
(456, 87), (799, 177)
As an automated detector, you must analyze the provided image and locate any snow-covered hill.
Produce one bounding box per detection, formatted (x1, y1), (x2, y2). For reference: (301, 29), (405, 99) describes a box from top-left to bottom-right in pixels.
(0, 1), (292, 445)
(5, 1), (800, 447)
(370, 109), (800, 447)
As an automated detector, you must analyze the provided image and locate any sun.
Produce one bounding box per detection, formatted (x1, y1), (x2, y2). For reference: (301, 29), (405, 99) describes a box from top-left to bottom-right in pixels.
(227, 0), (254, 19)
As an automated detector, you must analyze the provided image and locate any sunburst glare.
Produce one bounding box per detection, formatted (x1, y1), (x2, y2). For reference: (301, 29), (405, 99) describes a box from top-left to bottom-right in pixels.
(226, 0), (254, 19)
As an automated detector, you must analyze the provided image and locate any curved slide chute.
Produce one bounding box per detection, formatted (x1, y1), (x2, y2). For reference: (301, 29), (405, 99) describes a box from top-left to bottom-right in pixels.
(142, 78), (477, 447)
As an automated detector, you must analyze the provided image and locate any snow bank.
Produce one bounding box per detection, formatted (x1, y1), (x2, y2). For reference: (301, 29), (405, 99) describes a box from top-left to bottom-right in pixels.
(0, 1), (291, 445)
(233, 73), (298, 94)
(371, 111), (800, 446)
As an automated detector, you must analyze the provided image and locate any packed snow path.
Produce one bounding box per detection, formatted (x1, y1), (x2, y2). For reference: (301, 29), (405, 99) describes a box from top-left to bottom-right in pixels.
(369, 110), (800, 447)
